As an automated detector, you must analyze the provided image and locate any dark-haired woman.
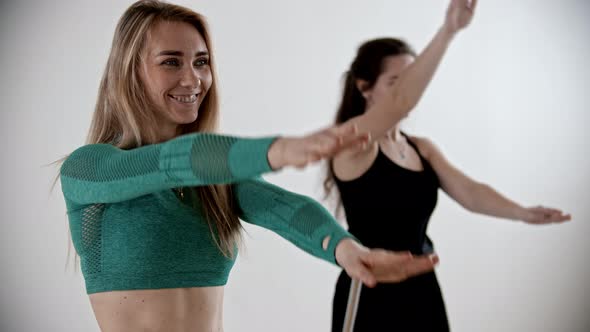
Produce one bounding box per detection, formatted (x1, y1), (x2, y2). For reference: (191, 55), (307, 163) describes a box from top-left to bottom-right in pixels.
(326, 0), (570, 330)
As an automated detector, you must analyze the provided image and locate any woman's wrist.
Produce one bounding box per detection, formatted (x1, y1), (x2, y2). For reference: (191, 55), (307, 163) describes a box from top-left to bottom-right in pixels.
(335, 237), (363, 267)
(513, 205), (529, 222)
(439, 23), (458, 43)
(267, 137), (286, 170)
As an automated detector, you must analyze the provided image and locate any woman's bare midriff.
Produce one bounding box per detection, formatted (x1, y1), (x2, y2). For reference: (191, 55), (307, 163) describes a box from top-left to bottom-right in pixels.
(89, 286), (224, 332)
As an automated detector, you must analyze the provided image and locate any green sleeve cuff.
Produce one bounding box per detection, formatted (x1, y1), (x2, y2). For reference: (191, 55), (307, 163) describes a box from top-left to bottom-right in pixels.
(228, 136), (278, 178)
(313, 218), (360, 266)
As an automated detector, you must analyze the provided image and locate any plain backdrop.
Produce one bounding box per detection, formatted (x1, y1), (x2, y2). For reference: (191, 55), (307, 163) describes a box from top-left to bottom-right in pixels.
(1, 0), (588, 331)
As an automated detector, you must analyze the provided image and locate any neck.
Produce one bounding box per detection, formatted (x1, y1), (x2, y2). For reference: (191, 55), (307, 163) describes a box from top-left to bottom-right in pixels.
(384, 125), (403, 143)
(157, 124), (182, 143)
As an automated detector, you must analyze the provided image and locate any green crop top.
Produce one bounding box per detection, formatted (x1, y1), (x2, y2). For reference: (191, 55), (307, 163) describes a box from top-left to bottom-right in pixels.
(60, 133), (353, 294)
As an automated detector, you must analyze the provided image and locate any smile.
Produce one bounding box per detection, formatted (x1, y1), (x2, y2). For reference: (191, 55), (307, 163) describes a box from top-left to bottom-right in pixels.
(169, 94), (198, 104)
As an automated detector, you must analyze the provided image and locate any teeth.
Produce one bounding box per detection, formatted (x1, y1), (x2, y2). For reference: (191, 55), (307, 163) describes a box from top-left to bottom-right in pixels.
(171, 94), (197, 103)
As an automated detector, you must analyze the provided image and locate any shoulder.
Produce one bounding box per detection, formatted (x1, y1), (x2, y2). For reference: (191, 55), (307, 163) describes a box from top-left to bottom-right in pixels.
(404, 134), (441, 161)
(67, 143), (119, 159)
(331, 142), (379, 181)
(61, 144), (118, 173)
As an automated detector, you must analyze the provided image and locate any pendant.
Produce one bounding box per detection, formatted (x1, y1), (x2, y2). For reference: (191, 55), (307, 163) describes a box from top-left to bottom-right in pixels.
(174, 187), (184, 199)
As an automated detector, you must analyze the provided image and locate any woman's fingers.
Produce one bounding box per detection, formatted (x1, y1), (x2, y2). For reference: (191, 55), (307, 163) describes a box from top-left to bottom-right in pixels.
(526, 206), (572, 224)
(402, 254), (439, 279)
(363, 250), (438, 283)
(305, 124), (369, 160)
(369, 251), (438, 282)
(342, 246), (440, 286)
(354, 263), (377, 288)
(282, 122), (368, 169)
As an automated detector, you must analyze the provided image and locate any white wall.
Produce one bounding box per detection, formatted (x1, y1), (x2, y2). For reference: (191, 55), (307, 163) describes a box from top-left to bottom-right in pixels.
(1, 0), (588, 331)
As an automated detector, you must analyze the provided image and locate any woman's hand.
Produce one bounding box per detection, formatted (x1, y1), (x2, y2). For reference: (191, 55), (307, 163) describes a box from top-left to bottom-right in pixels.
(519, 206), (572, 225)
(335, 239), (439, 288)
(444, 0), (478, 35)
(267, 122), (369, 170)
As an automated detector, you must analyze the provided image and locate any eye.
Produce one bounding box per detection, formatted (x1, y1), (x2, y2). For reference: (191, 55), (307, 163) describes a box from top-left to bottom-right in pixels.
(162, 58), (180, 66)
(194, 58), (209, 67)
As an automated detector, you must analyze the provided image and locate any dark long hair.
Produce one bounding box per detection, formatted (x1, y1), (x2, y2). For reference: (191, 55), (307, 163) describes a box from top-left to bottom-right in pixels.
(323, 38), (416, 215)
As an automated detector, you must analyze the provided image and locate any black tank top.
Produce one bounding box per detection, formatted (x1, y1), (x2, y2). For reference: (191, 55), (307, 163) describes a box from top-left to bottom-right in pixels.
(334, 133), (440, 254)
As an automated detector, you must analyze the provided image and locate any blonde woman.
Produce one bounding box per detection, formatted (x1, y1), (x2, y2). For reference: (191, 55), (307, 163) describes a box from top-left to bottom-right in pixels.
(59, 1), (447, 331)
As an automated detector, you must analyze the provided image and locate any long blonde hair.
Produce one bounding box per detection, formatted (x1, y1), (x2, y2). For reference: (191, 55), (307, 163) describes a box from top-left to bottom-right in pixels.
(88, 0), (241, 256)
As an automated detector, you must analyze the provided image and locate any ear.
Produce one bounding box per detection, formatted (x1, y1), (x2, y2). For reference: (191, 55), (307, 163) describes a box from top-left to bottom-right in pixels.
(355, 79), (372, 100)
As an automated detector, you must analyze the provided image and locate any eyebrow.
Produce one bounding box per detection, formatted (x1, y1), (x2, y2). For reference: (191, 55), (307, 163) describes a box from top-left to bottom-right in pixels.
(156, 50), (209, 57)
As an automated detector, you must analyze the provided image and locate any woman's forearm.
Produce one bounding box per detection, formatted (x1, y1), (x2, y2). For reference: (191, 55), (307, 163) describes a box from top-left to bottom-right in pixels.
(352, 0), (477, 138)
(388, 26), (455, 114)
(468, 183), (526, 221)
(353, 26), (457, 137)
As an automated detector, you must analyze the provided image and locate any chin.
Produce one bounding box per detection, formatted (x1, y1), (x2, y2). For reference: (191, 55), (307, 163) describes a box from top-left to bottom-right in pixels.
(169, 107), (199, 125)
(177, 114), (199, 125)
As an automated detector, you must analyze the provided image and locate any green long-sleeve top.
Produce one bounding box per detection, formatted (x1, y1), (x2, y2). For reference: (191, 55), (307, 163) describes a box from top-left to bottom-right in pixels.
(60, 133), (353, 294)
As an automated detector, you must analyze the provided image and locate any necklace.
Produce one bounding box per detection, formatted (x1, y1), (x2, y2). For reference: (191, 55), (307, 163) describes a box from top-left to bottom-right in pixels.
(384, 132), (407, 159)
(174, 187), (185, 199)
(392, 136), (407, 160)
(398, 142), (407, 159)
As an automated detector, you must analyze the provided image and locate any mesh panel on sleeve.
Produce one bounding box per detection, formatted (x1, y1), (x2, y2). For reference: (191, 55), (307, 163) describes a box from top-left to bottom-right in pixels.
(61, 145), (160, 182)
(238, 179), (325, 239)
(289, 204), (326, 238)
(81, 203), (105, 274)
(189, 135), (236, 182)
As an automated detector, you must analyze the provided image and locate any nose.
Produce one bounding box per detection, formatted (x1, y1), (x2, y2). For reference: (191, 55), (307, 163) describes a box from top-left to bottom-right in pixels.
(180, 67), (201, 90)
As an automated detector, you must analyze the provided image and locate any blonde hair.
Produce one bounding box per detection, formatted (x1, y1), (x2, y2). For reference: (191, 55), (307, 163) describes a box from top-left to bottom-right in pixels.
(88, 0), (241, 256)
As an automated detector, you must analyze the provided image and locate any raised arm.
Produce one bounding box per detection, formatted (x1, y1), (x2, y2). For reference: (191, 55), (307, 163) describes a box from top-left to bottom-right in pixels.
(348, 0), (478, 140)
(410, 135), (571, 224)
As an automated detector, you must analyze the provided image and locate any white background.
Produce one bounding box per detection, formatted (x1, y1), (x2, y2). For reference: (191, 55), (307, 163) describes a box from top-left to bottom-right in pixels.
(1, 0), (588, 331)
